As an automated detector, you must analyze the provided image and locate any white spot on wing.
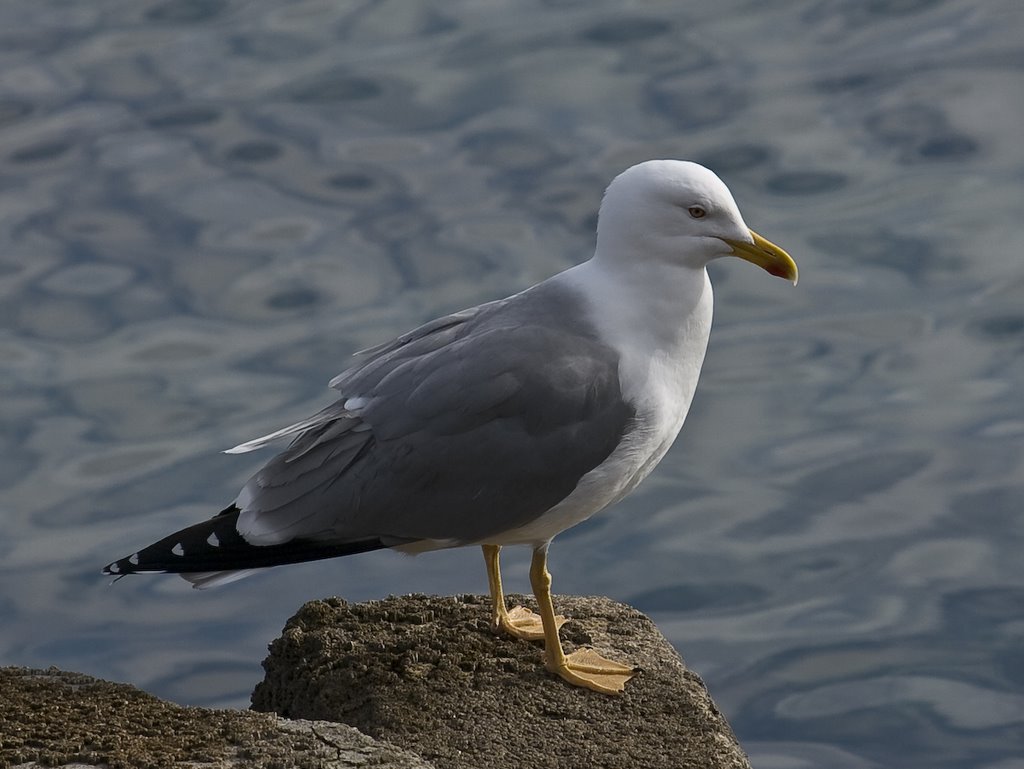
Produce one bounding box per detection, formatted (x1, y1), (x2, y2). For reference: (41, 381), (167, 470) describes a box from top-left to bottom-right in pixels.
(344, 396), (368, 412)
(172, 542), (185, 556)
(108, 563), (120, 573)
(128, 553), (139, 565)
(207, 532), (220, 547)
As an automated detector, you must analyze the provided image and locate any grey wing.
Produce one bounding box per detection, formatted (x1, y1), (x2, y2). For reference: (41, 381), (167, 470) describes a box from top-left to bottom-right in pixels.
(231, 291), (635, 547)
(226, 303), (493, 456)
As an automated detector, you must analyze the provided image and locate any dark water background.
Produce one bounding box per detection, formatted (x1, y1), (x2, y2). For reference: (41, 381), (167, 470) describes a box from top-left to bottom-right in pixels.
(2, 1), (1022, 767)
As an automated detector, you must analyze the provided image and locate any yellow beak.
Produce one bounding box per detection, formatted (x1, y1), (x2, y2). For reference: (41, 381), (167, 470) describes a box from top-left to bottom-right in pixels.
(723, 230), (799, 286)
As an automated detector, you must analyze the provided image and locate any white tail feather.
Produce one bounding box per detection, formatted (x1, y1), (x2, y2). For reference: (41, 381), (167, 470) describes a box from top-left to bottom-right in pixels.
(182, 569), (261, 589)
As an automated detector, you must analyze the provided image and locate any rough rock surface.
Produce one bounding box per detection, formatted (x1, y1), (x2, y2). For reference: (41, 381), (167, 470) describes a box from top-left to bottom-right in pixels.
(252, 593), (751, 769)
(0, 666), (433, 769)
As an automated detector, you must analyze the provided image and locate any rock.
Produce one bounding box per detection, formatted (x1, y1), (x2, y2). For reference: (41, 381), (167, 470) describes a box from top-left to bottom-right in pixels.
(252, 594), (751, 769)
(1, 595), (750, 769)
(0, 666), (433, 769)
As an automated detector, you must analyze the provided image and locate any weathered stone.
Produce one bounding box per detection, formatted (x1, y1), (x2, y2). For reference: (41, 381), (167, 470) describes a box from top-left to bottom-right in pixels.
(1, 595), (749, 769)
(0, 666), (433, 769)
(252, 594), (751, 769)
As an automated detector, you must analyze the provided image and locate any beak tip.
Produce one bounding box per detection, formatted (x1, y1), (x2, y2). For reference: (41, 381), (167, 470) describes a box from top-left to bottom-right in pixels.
(768, 263), (799, 286)
(740, 230), (799, 287)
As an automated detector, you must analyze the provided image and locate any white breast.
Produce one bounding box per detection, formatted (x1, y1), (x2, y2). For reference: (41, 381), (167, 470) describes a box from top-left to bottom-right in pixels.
(489, 264), (714, 547)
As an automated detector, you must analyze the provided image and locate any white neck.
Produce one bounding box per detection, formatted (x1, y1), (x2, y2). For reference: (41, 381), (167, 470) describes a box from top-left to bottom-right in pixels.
(552, 253), (714, 410)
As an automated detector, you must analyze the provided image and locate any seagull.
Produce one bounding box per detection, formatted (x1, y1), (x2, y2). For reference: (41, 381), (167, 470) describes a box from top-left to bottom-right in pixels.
(103, 159), (797, 694)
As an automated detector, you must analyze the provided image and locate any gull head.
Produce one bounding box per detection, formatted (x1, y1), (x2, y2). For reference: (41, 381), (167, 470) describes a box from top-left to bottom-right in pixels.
(595, 159), (798, 285)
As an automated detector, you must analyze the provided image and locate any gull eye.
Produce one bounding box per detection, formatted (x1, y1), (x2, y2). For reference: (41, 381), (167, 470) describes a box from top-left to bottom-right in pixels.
(687, 206), (707, 219)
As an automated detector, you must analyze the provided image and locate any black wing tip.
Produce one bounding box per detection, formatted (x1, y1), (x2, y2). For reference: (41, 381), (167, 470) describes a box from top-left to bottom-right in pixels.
(102, 554), (152, 579)
(99, 506), (245, 579)
(102, 569), (129, 584)
(101, 523), (391, 578)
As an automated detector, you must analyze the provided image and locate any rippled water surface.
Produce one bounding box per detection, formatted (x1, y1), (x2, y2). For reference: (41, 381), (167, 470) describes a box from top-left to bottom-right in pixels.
(2, 1), (1022, 767)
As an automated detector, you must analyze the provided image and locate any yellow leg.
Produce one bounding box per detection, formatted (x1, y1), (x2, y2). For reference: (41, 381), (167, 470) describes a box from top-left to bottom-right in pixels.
(529, 545), (636, 695)
(482, 544), (565, 641)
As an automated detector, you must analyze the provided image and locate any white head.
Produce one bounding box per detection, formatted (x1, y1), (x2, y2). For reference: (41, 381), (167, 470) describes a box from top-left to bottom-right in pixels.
(594, 160), (797, 284)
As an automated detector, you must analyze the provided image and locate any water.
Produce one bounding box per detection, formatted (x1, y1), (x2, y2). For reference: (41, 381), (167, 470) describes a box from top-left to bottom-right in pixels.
(2, 1), (1022, 766)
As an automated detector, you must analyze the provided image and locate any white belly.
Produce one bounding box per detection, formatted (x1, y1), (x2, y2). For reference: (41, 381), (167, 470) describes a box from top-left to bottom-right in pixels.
(491, 365), (696, 546)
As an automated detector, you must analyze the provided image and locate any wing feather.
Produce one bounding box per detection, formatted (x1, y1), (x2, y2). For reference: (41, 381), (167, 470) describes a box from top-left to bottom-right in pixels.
(231, 282), (635, 548)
